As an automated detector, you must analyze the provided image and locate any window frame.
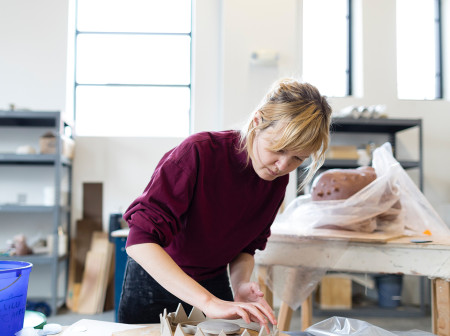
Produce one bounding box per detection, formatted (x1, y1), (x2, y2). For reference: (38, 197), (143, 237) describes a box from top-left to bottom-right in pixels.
(302, 0), (353, 98)
(396, 0), (443, 100)
(72, 0), (193, 137)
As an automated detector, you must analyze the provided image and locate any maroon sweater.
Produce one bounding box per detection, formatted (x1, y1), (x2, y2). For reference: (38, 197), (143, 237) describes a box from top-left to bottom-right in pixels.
(124, 130), (288, 281)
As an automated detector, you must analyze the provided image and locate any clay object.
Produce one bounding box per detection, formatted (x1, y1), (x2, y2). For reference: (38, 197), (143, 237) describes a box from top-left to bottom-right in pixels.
(13, 234), (33, 255)
(196, 321), (241, 335)
(311, 166), (376, 201)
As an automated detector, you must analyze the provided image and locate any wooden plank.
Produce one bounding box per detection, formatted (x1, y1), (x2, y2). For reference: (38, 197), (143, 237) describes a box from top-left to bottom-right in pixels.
(434, 279), (450, 336)
(320, 276), (352, 309)
(432, 279), (438, 335)
(75, 219), (101, 283)
(77, 233), (114, 314)
(308, 228), (404, 243)
(66, 238), (77, 310)
(83, 182), (103, 223)
(113, 326), (161, 336)
(97, 241), (114, 313)
(77, 250), (106, 314)
(72, 283), (81, 312)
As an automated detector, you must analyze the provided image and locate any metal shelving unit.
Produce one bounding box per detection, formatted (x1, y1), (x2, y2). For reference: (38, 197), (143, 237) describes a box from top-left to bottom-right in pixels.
(298, 117), (426, 317)
(0, 110), (72, 315)
(327, 117), (423, 189)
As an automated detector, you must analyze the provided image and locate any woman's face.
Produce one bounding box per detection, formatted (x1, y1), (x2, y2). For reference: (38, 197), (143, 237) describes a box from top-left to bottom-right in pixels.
(251, 122), (311, 181)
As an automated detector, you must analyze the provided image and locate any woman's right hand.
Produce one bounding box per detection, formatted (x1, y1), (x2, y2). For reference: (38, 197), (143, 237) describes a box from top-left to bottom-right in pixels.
(202, 297), (275, 333)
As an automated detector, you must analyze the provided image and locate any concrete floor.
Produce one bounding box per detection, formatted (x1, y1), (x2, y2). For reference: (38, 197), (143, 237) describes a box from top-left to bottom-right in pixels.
(45, 307), (433, 334)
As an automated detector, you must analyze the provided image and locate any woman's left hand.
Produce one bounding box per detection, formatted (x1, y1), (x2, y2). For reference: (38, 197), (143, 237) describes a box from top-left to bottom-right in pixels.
(234, 281), (274, 320)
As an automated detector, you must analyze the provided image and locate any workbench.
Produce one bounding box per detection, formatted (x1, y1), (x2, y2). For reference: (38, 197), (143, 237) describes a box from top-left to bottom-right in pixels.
(54, 319), (287, 336)
(254, 232), (450, 336)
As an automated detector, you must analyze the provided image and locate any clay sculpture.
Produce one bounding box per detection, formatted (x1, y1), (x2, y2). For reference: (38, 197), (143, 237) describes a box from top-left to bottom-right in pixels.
(160, 304), (277, 336)
(311, 166), (376, 201)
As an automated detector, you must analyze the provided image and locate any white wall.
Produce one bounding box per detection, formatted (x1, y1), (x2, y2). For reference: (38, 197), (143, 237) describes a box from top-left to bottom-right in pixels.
(1, 0), (450, 303)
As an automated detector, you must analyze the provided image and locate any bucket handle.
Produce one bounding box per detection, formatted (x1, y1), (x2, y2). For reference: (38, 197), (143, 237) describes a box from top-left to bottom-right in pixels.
(0, 274), (22, 291)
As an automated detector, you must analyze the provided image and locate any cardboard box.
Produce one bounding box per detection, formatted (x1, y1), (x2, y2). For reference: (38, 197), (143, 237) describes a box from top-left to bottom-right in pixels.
(39, 131), (75, 159)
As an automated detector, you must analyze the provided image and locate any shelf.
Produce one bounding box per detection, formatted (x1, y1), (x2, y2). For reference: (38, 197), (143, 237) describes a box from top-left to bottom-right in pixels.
(0, 110), (61, 127)
(321, 159), (420, 169)
(331, 118), (421, 133)
(0, 110), (72, 317)
(0, 153), (72, 165)
(0, 204), (70, 213)
(0, 254), (68, 265)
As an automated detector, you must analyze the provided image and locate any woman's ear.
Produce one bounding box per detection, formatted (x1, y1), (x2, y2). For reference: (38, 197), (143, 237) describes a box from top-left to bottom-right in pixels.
(253, 111), (262, 127)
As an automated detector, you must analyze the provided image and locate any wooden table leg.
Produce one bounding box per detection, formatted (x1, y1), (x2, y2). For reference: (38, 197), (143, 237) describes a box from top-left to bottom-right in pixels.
(278, 301), (293, 331)
(257, 265), (273, 308)
(432, 278), (450, 336)
(300, 294), (313, 331)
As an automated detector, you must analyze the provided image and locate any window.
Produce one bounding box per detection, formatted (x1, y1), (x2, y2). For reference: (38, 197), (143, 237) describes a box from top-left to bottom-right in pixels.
(303, 0), (352, 97)
(74, 0), (192, 136)
(396, 0), (442, 100)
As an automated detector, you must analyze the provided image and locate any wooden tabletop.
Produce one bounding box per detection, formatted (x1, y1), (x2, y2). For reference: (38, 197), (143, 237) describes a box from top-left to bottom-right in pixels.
(255, 232), (450, 278)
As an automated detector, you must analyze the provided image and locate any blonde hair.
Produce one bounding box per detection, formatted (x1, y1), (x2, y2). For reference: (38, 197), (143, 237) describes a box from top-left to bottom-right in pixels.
(240, 78), (332, 191)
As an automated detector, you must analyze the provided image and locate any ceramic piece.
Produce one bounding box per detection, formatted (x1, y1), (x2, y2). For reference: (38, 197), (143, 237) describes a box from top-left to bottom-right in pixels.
(175, 324), (187, 336)
(188, 306), (206, 322)
(196, 321), (241, 335)
(174, 304), (188, 324)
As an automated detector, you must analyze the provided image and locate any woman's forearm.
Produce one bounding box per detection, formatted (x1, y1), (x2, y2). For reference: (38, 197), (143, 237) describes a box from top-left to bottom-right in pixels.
(229, 253), (255, 294)
(126, 243), (213, 311)
(127, 244), (276, 327)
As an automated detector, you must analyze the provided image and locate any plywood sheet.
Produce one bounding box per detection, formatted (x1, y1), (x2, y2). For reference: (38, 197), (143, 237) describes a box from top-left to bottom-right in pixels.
(62, 319), (148, 335)
(320, 276), (352, 309)
(83, 182), (103, 223)
(309, 228), (404, 243)
(77, 238), (114, 314)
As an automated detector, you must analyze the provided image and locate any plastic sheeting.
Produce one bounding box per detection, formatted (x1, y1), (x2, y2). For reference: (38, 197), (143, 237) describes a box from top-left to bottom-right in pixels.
(273, 142), (450, 236)
(261, 142), (450, 310)
(303, 316), (435, 336)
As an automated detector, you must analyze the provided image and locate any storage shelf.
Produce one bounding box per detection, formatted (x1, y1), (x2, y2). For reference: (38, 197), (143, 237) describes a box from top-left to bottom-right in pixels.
(331, 118), (421, 133)
(0, 110), (72, 316)
(0, 153), (72, 166)
(0, 204), (70, 213)
(0, 254), (68, 265)
(0, 110), (62, 127)
(322, 159), (420, 169)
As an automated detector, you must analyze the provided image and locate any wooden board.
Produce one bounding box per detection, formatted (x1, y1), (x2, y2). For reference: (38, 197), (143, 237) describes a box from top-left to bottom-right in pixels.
(308, 228), (404, 243)
(432, 278), (450, 336)
(113, 326), (263, 336)
(320, 276), (352, 309)
(77, 233), (114, 314)
(61, 319), (148, 335)
(113, 325), (163, 336)
(83, 182), (103, 223)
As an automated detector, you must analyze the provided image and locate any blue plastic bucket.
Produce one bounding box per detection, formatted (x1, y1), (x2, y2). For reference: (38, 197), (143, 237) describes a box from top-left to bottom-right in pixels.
(375, 274), (403, 308)
(0, 261), (33, 336)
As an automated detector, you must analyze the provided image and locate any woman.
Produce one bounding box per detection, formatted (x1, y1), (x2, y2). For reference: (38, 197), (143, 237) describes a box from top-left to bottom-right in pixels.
(118, 78), (332, 330)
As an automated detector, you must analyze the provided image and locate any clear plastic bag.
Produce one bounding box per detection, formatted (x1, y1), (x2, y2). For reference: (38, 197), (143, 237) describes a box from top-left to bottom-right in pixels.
(303, 316), (435, 336)
(273, 142), (450, 236)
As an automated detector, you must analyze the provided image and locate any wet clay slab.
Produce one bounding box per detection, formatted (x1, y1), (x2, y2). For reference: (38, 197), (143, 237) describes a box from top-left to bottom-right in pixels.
(196, 321), (241, 335)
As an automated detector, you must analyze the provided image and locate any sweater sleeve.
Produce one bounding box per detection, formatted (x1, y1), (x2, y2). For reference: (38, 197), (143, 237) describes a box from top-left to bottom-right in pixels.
(124, 155), (196, 248)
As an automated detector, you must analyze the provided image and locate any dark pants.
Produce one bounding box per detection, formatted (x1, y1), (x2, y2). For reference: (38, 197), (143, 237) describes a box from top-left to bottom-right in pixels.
(118, 257), (234, 324)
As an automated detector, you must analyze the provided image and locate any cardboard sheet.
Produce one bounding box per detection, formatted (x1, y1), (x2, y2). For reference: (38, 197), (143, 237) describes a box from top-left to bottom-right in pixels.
(61, 319), (149, 335)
